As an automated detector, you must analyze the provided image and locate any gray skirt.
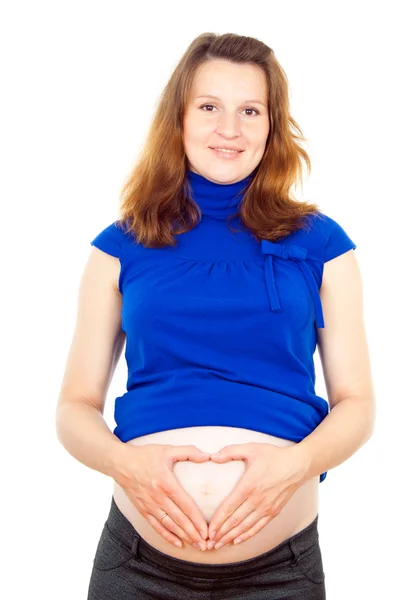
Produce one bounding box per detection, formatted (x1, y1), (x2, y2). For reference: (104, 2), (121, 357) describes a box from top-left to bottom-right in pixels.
(87, 496), (326, 599)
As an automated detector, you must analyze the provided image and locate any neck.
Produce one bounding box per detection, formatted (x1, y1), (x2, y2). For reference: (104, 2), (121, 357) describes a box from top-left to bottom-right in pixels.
(186, 169), (255, 218)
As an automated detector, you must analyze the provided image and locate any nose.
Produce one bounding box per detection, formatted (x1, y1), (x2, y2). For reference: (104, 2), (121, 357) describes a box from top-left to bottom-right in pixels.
(216, 112), (241, 138)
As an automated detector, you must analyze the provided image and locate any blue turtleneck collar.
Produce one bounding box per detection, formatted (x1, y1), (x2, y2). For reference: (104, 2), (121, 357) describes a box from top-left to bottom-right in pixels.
(186, 168), (255, 219)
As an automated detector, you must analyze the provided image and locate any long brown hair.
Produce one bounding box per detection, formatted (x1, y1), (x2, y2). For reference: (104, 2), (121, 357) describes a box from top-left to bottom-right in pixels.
(118, 32), (322, 248)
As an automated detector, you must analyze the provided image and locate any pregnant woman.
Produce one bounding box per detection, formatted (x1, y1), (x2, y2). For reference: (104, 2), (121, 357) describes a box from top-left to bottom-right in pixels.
(56, 32), (375, 600)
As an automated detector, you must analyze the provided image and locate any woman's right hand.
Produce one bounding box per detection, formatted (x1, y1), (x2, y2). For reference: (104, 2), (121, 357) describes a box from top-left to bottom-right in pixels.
(111, 443), (211, 549)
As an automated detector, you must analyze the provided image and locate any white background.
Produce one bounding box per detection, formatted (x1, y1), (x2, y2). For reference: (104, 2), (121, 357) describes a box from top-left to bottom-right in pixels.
(1, 1), (399, 598)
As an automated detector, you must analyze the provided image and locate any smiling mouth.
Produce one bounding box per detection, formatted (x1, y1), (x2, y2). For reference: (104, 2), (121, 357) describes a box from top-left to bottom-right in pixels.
(209, 147), (244, 154)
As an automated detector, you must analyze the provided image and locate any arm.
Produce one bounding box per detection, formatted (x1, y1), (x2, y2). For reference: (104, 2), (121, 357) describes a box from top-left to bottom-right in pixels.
(296, 249), (376, 481)
(55, 247), (129, 479)
(56, 401), (129, 478)
(56, 247), (211, 547)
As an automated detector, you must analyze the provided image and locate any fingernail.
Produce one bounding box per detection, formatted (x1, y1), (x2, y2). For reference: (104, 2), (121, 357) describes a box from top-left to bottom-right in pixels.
(214, 542), (224, 550)
(207, 540), (216, 550)
(174, 541), (182, 548)
(193, 542), (205, 551)
(209, 530), (216, 540)
(233, 537), (243, 544)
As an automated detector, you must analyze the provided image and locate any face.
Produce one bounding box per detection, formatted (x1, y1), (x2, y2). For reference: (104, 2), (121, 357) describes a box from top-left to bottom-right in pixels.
(183, 59), (270, 185)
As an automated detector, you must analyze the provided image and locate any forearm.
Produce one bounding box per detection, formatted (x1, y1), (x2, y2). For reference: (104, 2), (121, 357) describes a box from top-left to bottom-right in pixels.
(55, 400), (129, 478)
(295, 394), (376, 482)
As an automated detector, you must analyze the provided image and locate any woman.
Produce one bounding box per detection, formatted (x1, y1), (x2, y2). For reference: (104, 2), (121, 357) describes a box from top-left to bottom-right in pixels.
(56, 33), (375, 599)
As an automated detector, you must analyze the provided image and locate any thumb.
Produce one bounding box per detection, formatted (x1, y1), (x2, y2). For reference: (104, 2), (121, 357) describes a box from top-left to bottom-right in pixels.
(210, 444), (245, 462)
(169, 445), (211, 463)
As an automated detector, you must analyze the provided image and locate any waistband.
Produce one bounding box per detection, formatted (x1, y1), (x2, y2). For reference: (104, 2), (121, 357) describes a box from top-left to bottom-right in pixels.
(104, 496), (320, 580)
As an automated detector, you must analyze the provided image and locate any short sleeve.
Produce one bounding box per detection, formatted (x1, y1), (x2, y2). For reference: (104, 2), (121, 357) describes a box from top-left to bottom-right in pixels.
(321, 213), (357, 263)
(90, 221), (123, 258)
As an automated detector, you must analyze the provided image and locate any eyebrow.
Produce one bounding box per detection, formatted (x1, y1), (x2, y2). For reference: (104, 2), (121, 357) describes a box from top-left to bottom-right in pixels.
(194, 94), (267, 108)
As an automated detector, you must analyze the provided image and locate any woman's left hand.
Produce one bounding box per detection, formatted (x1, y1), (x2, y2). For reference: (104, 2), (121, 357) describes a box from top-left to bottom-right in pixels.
(207, 442), (310, 548)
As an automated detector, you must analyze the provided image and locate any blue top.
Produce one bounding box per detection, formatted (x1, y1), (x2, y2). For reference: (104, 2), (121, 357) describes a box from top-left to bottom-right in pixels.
(90, 169), (357, 483)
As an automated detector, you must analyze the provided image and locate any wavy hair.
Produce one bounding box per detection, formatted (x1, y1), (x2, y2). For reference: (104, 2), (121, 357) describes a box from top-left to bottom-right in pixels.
(118, 32), (322, 247)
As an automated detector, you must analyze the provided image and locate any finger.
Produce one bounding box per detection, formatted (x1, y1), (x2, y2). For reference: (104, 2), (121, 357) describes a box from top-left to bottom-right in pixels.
(231, 515), (272, 546)
(144, 512), (185, 548)
(129, 492), (186, 547)
(167, 445), (211, 464)
(165, 445), (210, 540)
(215, 509), (263, 547)
(212, 501), (256, 544)
(153, 507), (193, 545)
(210, 444), (250, 462)
(208, 482), (250, 540)
(166, 488), (208, 542)
(163, 478), (208, 543)
(134, 487), (200, 547)
(161, 497), (206, 545)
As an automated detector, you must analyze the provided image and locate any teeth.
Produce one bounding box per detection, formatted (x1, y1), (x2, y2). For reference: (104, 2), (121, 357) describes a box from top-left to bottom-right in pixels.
(213, 148), (239, 153)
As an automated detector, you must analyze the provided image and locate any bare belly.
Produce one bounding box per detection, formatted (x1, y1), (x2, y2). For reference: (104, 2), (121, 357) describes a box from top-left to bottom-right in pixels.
(113, 425), (318, 564)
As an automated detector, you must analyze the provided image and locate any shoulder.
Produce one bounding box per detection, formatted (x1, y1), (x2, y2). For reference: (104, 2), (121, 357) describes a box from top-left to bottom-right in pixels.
(292, 210), (357, 264)
(90, 220), (132, 259)
(89, 220), (141, 294)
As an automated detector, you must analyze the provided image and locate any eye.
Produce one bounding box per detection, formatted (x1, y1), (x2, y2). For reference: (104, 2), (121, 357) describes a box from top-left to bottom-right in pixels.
(199, 104), (216, 112)
(199, 104), (260, 116)
(243, 107), (260, 116)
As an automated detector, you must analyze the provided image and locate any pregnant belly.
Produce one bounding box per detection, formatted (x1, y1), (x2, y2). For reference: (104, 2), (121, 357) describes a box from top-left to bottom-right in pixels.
(112, 425), (319, 564)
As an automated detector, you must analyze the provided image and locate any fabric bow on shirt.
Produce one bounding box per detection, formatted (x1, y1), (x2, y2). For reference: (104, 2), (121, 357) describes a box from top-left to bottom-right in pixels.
(261, 239), (325, 329)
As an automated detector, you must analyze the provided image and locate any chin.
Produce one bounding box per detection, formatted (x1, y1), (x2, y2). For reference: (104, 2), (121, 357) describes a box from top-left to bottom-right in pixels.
(207, 167), (246, 182)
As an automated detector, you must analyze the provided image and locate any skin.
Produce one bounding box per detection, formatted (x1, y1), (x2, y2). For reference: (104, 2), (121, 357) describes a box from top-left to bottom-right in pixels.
(56, 58), (373, 562)
(183, 59), (270, 185)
